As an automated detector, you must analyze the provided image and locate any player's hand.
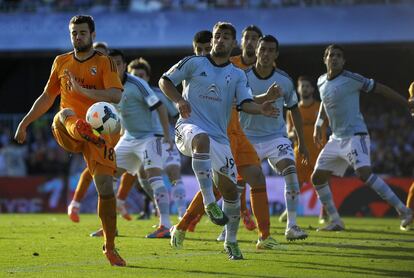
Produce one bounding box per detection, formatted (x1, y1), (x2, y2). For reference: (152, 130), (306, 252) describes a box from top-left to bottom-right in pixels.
(64, 70), (84, 94)
(313, 125), (323, 148)
(177, 99), (191, 119)
(261, 101), (280, 118)
(163, 136), (174, 151)
(298, 143), (309, 166)
(14, 122), (28, 144)
(265, 82), (283, 101)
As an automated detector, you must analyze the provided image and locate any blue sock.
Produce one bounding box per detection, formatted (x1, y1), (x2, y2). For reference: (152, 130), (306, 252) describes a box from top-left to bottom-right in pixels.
(282, 166), (300, 228)
(172, 179), (186, 218)
(315, 183), (340, 222)
(366, 174), (406, 214)
(223, 198), (240, 243)
(192, 153), (215, 206)
(149, 176), (171, 228)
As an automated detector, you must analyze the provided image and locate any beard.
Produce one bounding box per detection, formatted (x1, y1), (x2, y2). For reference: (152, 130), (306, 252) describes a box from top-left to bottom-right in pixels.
(212, 48), (230, 58)
(74, 39), (93, 53)
(244, 47), (255, 57)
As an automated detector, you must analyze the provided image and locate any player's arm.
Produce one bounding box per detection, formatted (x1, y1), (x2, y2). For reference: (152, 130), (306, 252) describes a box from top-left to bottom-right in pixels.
(286, 110), (297, 143)
(15, 91), (57, 144)
(373, 82), (409, 111)
(239, 100), (280, 117)
(313, 102), (327, 148)
(156, 104), (173, 150)
(159, 77), (191, 119)
(253, 82), (283, 104)
(290, 106), (309, 164)
(65, 70), (122, 103)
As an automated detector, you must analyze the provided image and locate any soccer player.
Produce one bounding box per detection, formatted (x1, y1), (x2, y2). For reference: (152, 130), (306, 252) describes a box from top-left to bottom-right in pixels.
(171, 27), (281, 250)
(281, 76), (328, 224)
(14, 15), (126, 266)
(159, 22), (278, 259)
(312, 44), (413, 231)
(127, 57), (187, 219)
(240, 35), (309, 240)
(402, 81), (414, 231)
(192, 30), (212, 56)
(109, 49), (174, 238)
(67, 41), (136, 223)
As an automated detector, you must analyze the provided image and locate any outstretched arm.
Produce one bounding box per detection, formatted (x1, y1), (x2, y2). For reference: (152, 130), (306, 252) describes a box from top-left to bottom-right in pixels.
(14, 92), (57, 144)
(240, 100), (280, 117)
(374, 82), (409, 110)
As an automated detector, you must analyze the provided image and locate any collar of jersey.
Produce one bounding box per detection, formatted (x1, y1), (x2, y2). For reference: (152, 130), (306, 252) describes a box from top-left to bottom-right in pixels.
(252, 66), (275, 80)
(327, 70), (344, 81)
(206, 54), (230, 68)
(72, 50), (97, 63)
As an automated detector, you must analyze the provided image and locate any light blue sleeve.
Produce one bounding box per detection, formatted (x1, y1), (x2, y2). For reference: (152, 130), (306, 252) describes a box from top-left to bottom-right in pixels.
(235, 71), (253, 105)
(284, 81), (298, 108)
(139, 81), (161, 110)
(162, 56), (196, 86)
(348, 72), (375, 93)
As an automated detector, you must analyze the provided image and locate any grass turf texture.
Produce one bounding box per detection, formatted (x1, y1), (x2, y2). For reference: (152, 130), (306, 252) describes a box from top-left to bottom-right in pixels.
(0, 214), (413, 277)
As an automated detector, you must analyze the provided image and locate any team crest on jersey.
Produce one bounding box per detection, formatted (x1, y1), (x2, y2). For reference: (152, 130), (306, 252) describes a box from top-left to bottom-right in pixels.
(90, 66), (97, 76)
(225, 74), (232, 85)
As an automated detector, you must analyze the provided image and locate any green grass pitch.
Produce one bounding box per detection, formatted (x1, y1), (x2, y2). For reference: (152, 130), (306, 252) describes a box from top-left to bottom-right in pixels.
(0, 214), (413, 277)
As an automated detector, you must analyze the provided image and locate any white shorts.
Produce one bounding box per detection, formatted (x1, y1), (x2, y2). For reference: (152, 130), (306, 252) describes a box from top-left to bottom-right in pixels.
(253, 137), (295, 172)
(115, 135), (163, 175)
(315, 134), (371, 177)
(161, 141), (181, 168)
(175, 123), (237, 183)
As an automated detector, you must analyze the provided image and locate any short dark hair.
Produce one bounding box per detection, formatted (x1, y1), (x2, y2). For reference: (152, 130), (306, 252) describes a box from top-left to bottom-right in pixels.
(108, 49), (126, 63)
(213, 22), (236, 39)
(297, 75), (314, 87)
(128, 57), (151, 77)
(324, 44), (345, 59)
(258, 35), (279, 51)
(69, 15), (95, 33)
(242, 25), (263, 38)
(193, 30), (212, 44)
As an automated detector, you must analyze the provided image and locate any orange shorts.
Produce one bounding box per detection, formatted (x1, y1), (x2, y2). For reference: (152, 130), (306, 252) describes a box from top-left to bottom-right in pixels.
(229, 132), (261, 168)
(51, 114), (116, 176)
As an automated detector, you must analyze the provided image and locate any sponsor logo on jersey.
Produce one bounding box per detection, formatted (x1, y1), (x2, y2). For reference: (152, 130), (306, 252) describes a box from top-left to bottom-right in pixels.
(90, 66), (97, 76)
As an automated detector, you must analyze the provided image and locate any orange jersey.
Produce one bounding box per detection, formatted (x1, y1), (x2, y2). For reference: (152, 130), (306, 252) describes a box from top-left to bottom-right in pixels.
(228, 55), (253, 135)
(44, 51), (122, 119)
(287, 100), (327, 164)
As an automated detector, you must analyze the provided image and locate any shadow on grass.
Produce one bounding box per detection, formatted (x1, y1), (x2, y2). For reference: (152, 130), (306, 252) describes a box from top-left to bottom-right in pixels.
(310, 233), (414, 243)
(283, 249), (414, 262)
(300, 241), (414, 253)
(125, 264), (280, 277)
(283, 261), (414, 278)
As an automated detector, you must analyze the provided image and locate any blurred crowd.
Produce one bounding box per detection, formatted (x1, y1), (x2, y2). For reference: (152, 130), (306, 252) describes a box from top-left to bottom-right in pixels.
(1, 101), (413, 177)
(0, 0), (411, 13)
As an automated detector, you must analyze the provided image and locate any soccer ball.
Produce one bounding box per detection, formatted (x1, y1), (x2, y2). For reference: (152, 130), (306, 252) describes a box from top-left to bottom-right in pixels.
(86, 102), (121, 135)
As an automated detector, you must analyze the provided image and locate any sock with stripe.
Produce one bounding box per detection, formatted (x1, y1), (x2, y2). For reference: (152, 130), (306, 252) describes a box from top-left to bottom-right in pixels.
(223, 198), (241, 243)
(282, 165), (300, 228)
(192, 153), (215, 206)
(314, 182), (340, 222)
(366, 174), (407, 214)
(171, 179), (187, 218)
(149, 176), (171, 228)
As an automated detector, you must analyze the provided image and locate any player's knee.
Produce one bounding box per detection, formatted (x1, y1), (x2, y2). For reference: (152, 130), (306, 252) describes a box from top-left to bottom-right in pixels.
(356, 167), (372, 182)
(58, 108), (75, 124)
(246, 167), (266, 186)
(192, 133), (210, 153)
(311, 170), (326, 186)
(93, 174), (114, 196)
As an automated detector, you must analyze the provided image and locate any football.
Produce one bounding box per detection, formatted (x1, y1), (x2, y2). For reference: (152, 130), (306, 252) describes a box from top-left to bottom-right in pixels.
(86, 102), (121, 135)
